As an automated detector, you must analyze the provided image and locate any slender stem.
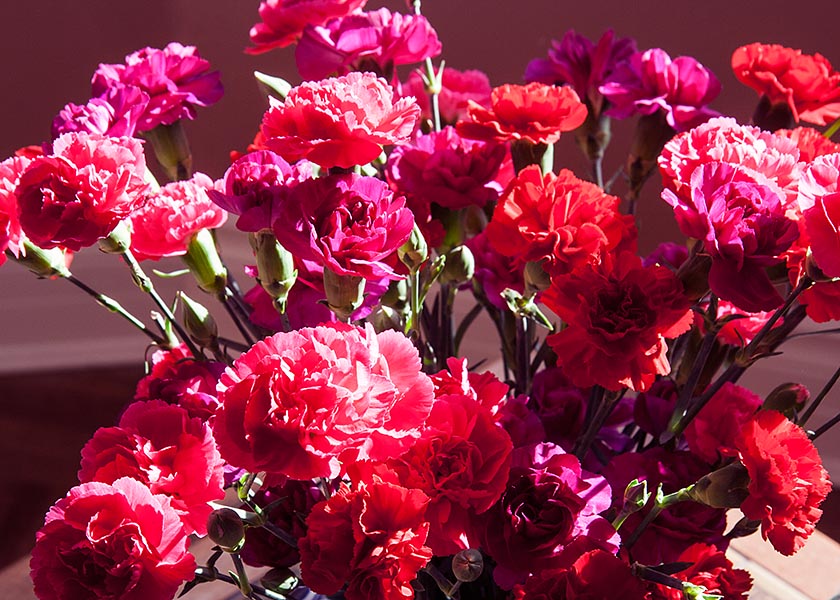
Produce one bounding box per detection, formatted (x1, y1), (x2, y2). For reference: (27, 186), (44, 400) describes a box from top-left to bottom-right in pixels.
(515, 317), (532, 396)
(260, 520), (299, 549)
(824, 116), (840, 140)
(592, 155), (604, 189)
(573, 386), (618, 460)
(65, 275), (166, 345)
(666, 328), (719, 436)
(222, 293), (257, 346)
(799, 363), (840, 427)
(624, 485), (694, 550)
(119, 249), (202, 358)
(454, 302), (484, 355)
(811, 411), (840, 440)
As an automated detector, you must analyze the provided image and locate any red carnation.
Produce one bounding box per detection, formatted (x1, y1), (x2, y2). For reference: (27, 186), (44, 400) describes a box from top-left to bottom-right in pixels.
(30, 477), (196, 600)
(685, 383), (763, 465)
(261, 72), (420, 169)
(776, 126), (840, 163)
(247, 0), (367, 54)
(486, 166), (636, 277)
(732, 43), (840, 125)
(735, 410), (831, 555)
(648, 543), (752, 600)
(543, 252), (692, 392)
(457, 82), (587, 145)
(299, 479), (432, 600)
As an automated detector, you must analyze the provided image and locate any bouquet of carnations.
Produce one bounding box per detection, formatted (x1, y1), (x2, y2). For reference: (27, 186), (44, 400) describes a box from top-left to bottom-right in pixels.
(5, 1), (840, 598)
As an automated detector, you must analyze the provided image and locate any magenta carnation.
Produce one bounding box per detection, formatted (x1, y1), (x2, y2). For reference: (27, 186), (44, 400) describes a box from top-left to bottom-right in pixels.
(16, 132), (148, 251)
(600, 48), (720, 131)
(464, 230), (525, 310)
(51, 85), (149, 140)
(129, 173), (226, 261)
(401, 67), (492, 125)
(92, 43), (223, 131)
(247, 0), (367, 54)
(212, 323), (435, 479)
(273, 172), (414, 281)
(296, 7), (441, 81)
(662, 161), (798, 311)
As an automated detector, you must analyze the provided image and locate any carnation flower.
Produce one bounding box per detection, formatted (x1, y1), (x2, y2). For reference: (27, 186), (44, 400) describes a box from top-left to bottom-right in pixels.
(78, 400), (225, 536)
(515, 549), (648, 600)
(525, 29), (636, 116)
(528, 367), (589, 451)
(464, 230), (525, 310)
(296, 8), (441, 81)
(16, 132), (148, 251)
(273, 172), (414, 281)
(543, 252), (692, 392)
(698, 299), (783, 347)
(735, 410), (832, 555)
(456, 82), (588, 145)
(430, 357), (510, 418)
(92, 42), (223, 131)
(30, 477), (196, 600)
(647, 543), (752, 600)
(262, 72), (420, 168)
(0, 155), (30, 263)
(134, 343), (225, 420)
(129, 173), (226, 261)
(212, 323), (434, 479)
(732, 43), (840, 126)
(299, 479), (432, 600)
(798, 153), (840, 278)
(401, 67), (492, 125)
(51, 85), (149, 140)
(662, 161), (799, 312)
(208, 150), (314, 232)
(685, 383), (763, 464)
(480, 443), (619, 589)
(246, 0), (367, 54)
(385, 126), (508, 210)
(777, 126), (840, 163)
(486, 166), (636, 278)
(600, 48), (720, 131)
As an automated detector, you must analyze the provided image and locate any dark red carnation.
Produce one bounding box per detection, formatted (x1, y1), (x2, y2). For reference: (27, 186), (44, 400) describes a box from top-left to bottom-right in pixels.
(648, 543), (752, 600)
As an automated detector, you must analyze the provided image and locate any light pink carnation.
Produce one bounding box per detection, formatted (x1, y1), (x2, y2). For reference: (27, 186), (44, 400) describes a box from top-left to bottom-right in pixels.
(16, 132), (148, 251)
(212, 323), (435, 479)
(401, 67), (492, 125)
(0, 155), (30, 263)
(261, 72), (420, 169)
(129, 173), (227, 261)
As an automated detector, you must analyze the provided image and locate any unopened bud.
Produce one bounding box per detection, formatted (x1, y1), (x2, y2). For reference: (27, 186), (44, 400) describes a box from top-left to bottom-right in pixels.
(179, 291), (219, 347)
(99, 220), (132, 255)
(524, 260), (551, 293)
(143, 121), (193, 182)
(574, 108), (611, 163)
(323, 269), (365, 321)
(463, 205), (488, 237)
(398, 223), (428, 273)
(439, 245), (475, 285)
(764, 383), (809, 419)
(688, 462), (750, 509)
(207, 508), (246, 552)
(249, 231), (297, 312)
(624, 478), (650, 509)
(183, 228), (228, 296)
(452, 549), (483, 583)
(15, 240), (71, 279)
(676, 245), (712, 302)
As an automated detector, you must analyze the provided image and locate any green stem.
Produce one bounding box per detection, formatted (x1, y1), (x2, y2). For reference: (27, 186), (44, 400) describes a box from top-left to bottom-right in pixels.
(824, 116), (840, 140)
(624, 485), (695, 550)
(230, 553), (252, 597)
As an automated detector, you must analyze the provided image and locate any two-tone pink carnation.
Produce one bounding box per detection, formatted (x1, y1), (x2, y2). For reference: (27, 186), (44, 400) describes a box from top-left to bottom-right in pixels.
(296, 7), (441, 80)
(51, 85), (149, 140)
(600, 48), (720, 131)
(797, 153), (840, 278)
(212, 323), (435, 479)
(129, 173), (226, 261)
(16, 132), (148, 251)
(92, 42), (223, 131)
(273, 173), (414, 281)
(261, 72), (420, 169)
(0, 155), (30, 263)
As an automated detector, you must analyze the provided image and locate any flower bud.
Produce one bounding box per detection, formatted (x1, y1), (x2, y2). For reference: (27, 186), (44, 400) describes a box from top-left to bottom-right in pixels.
(143, 120), (193, 182)
(688, 462), (750, 508)
(627, 112), (675, 198)
(764, 383), (809, 419)
(183, 228), (228, 297)
(398, 223), (428, 273)
(452, 549), (483, 583)
(574, 108), (611, 164)
(206, 508), (246, 552)
(179, 291), (219, 347)
(249, 231), (297, 312)
(99, 220), (132, 254)
(439, 245), (475, 285)
(14, 240), (71, 279)
(323, 269), (365, 321)
(676, 245), (712, 302)
(623, 478), (650, 510)
(462, 205), (488, 237)
(260, 568), (298, 595)
(524, 260), (551, 293)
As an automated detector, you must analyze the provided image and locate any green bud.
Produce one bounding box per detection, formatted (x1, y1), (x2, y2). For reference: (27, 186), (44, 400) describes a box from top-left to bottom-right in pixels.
(14, 240), (71, 279)
(398, 223), (428, 273)
(323, 269), (365, 321)
(182, 228), (228, 296)
(688, 462), (750, 509)
(764, 383), (809, 419)
(179, 291), (219, 347)
(249, 231), (297, 312)
(143, 121), (193, 182)
(99, 220), (132, 255)
(440, 245), (475, 285)
(206, 508), (246, 553)
(254, 71), (292, 101)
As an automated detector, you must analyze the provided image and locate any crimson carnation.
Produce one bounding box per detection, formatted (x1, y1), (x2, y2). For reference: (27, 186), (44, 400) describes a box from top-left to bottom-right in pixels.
(732, 43), (840, 126)
(78, 400), (226, 535)
(480, 443), (619, 589)
(261, 72), (420, 169)
(401, 67), (492, 125)
(457, 82), (588, 145)
(543, 252), (692, 392)
(274, 172), (414, 281)
(515, 549), (647, 600)
(0, 155), (30, 264)
(30, 477), (196, 600)
(129, 173), (226, 261)
(16, 132), (148, 251)
(685, 383), (762, 465)
(486, 165), (636, 277)
(247, 0), (367, 54)
(299, 479), (432, 600)
(735, 410), (832, 555)
(648, 543), (752, 600)
(92, 42), (223, 131)
(213, 323), (434, 479)
(296, 7), (441, 81)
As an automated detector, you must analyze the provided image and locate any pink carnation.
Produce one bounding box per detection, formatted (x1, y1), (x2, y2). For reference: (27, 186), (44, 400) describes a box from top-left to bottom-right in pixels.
(78, 400), (225, 535)
(92, 43), (223, 131)
(129, 173), (226, 261)
(430, 357), (510, 418)
(261, 72), (420, 169)
(208, 150), (314, 232)
(401, 67), (492, 125)
(798, 153), (840, 278)
(273, 173), (414, 281)
(296, 7), (441, 81)
(30, 477), (196, 600)
(51, 85), (149, 140)
(246, 0), (367, 54)
(600, 48), (720, 131)
(212, 323), (435, 479)
(0, 155), (30, 263)
(700, 299), (783, 346)
(16, 132), (148, 251)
